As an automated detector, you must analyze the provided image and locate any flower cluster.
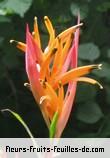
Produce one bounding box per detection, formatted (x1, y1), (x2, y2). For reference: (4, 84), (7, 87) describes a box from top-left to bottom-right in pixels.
(10, 15), (102, 138)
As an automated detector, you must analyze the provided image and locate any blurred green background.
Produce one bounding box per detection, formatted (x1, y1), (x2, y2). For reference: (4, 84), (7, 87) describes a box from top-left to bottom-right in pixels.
(0, 0), (110, 138)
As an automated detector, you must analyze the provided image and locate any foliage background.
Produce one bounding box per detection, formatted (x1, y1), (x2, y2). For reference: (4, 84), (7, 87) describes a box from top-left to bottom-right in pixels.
(0, 0), (110, 137)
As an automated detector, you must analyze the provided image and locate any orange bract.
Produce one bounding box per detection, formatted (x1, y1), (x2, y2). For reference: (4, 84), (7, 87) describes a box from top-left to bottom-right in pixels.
(10, 16), (102, 137)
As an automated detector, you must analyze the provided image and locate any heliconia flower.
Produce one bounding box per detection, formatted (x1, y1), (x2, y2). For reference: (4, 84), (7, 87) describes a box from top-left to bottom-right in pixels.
(10, 15), (103, 138)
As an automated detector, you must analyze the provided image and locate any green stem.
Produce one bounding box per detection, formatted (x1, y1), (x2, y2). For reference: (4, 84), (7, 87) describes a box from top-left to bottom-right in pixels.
(49, 111), (58, 138)
(1, 109), (42, 158)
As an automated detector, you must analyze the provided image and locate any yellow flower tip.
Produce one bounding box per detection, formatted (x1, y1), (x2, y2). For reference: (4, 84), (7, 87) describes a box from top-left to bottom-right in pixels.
(10, 40), (26, 52)
(32, 31), (35, 36)
(9, 39), (20, 46)
(44, 46), (49, 54)
(99, 84), (103, 89)
(79, 22), (83, 27)
(98, 64), (102, 70)
(73, 23), (83, 29)
(10, 39), (16, 44)
(96, 81), (103, 89)
(91, 64), (102, 70)
(34, 16), (37, 21)
(39, 95), (50, 105)
(44, 16), (48, 21)
(9, 39), (20, 47)
(32, 31), (35, 38)
(24, 83), (31, 90)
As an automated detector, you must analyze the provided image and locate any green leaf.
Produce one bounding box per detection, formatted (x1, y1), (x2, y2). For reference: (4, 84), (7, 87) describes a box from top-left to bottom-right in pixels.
(0, 0), (33, 17)
(107, 49), (110, 58)
(49, 111), (58, 138)
(1, 109), (34, 138)
(76, 102), (104, 124)
(79, 43), (100, 61)
(70, 2), (88, 19)
(2, 51), (20, 68)
(0, 9), (7, 15)
(0, 15), (11, 22)
(0, 37), (4, 45)
(97, 2), (110, 12)
(76, 84), (97, 103)
(57, 14), (71, 24)
(1, 109), (42, 158)
(97, 115), (110, 137)
(105, 86), (110, 105)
